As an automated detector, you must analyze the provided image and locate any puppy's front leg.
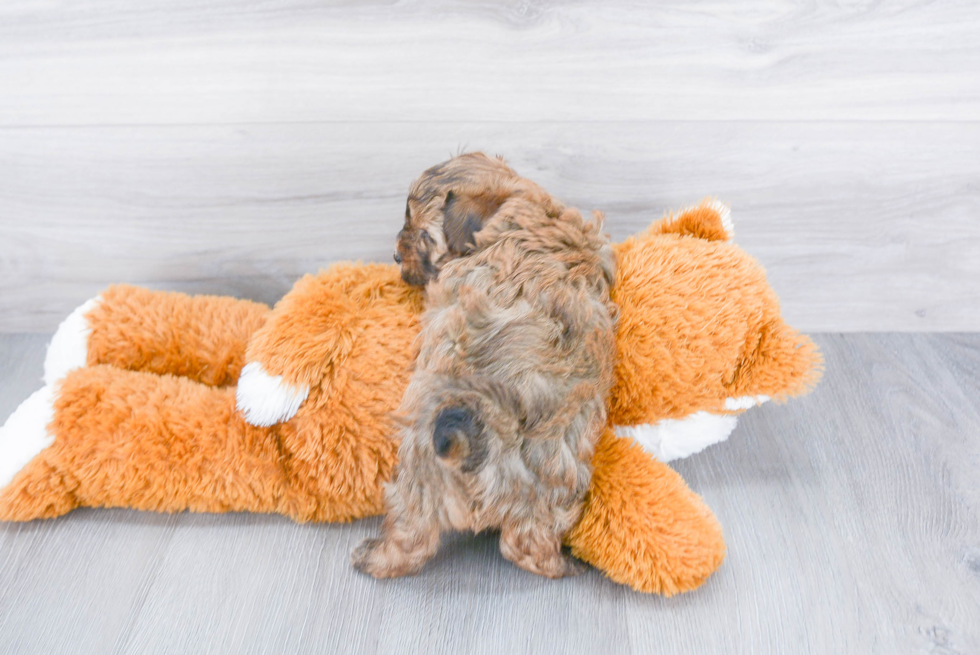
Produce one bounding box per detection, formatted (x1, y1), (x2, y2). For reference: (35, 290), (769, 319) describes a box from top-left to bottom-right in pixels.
(499, 522), (586, 579)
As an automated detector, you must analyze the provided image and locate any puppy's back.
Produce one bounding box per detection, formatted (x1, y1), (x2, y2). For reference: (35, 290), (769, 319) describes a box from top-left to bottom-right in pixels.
(415, 198), (617, 477)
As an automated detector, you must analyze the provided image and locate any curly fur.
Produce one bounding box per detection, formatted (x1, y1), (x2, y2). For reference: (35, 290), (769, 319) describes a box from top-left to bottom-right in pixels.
(393, 153), (566, 287)
(353, 155), (618, 579)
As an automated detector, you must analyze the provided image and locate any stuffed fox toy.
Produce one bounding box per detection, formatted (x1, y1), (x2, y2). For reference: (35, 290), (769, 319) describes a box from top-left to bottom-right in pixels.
(0, 201), (820, 595)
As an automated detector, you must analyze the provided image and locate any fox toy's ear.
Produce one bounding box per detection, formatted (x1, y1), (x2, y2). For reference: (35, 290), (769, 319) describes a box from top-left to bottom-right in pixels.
(651, 199), (734, 242)
(442, 189), (507, 255)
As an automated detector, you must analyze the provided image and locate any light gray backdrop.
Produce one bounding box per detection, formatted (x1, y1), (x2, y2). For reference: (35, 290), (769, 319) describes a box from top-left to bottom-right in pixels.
(1, 0), (978, 332)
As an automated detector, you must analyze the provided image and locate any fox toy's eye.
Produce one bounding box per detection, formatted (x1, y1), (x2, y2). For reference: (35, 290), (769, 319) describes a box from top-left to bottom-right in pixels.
(420, 230), (434, 245)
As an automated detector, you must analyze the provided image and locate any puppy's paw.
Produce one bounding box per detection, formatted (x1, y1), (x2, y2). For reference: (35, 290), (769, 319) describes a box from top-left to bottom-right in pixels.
(517, 551), (588, 579)
(351, 537), (383, 575)
(500, 530), (589, 579)
(557, 553), (588, 578)
(351, 537), (408, 579)
(504, 551), (588, 579)
(351, 536), (428, 579)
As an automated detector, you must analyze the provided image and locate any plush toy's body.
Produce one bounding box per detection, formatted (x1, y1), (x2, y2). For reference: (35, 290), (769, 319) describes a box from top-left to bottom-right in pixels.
(0, 202), (821, 595)
(1, 276), (413, 523)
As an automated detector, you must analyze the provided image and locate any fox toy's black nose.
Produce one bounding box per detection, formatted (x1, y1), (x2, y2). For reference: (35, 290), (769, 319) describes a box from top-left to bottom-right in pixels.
(393, 252), (402, 264)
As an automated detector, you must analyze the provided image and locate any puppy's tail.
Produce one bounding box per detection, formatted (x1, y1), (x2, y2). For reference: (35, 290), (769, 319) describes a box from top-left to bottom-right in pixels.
(429, 375), (523, 473)
(432, 405), (485, 472)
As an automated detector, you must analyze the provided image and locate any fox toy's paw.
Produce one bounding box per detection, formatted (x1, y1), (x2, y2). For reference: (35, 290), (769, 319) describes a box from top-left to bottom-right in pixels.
(0, 385), (56, 490)
(44, 297), (100, 386)
(235, 362), (309, 427)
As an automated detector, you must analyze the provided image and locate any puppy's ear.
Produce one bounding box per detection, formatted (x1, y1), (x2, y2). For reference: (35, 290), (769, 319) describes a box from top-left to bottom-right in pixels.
(442, 189), (506, 256)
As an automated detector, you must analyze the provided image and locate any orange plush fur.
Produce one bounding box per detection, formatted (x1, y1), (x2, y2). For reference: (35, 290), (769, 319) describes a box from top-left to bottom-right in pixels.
(0, 201), (820, 595)
(610, 209), (821, 425)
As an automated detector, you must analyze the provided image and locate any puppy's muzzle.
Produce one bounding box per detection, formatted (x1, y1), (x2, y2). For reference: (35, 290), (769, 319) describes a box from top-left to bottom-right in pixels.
(432, 405), (487, 472)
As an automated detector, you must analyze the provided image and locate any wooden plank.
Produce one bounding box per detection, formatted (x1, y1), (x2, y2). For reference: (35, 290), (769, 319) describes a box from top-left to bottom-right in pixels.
(1, 122), (978, 332)
(655, 333), (980, 653)
(0, 0), (977, 125)
(1, 334), (978, 653)
(0, 336), (184, 653)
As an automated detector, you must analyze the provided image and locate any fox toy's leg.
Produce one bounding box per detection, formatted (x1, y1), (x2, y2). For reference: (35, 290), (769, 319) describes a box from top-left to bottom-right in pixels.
(44, 285), (270, 387)
(0, 365), (288, 521)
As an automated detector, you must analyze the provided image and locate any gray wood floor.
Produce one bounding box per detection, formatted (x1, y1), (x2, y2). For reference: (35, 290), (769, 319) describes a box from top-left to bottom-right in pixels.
(1, 0), (979, 333)
(1, 333), (978, 654)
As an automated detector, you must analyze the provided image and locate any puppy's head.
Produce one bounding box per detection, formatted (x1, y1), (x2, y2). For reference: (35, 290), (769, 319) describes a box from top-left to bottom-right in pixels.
(395, 152), (560, 286)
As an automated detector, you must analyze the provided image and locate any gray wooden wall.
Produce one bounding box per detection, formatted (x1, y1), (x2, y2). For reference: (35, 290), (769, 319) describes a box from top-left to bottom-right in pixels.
(1, 0), (978, 333)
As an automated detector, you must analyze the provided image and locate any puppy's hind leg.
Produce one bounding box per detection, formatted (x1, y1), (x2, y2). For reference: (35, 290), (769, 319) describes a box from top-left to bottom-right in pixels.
(500, 521), (586, 579)
(351, 476), (442, 579)
(352, 514), (441, 579)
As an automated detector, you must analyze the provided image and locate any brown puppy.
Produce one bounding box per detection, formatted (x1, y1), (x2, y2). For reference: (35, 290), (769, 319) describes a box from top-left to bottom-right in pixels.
(352, 153), (617, 579)
(393, 153), (566, 287)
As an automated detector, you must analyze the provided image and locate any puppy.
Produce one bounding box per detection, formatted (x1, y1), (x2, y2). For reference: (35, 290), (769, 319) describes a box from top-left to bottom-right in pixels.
(352, 153), (617, 579)
(393, 152), (565, 287)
